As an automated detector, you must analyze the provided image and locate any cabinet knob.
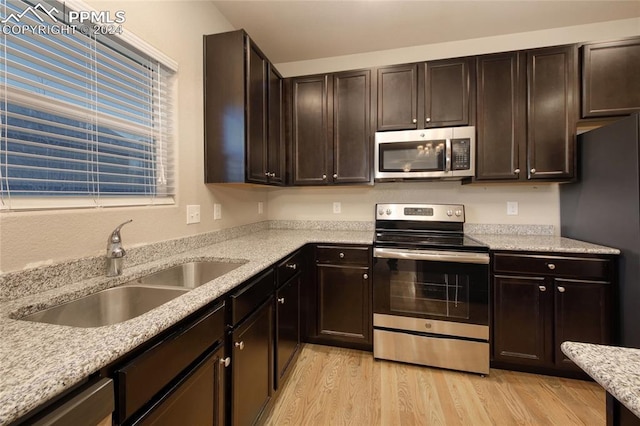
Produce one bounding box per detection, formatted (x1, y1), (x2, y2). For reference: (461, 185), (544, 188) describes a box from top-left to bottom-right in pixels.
(425, 117), (431, 123)
(285, 263), (297, 270)
(219, 357), (231, 367)
(270, 172), (276, 178)
(322, 174), (327, 180)
(412, 118), (417, 124)
(264, 172), (270, 176)
(539, 285), (547, 292)
(363, 273), (368, 279)
(339, 252), (345, 258)
(557, 286), (566, 293)
(514, 168), (520, 174)
(547, 263), (556, 270)
(530, 168), (536, 174)
(333, 173), (338, 179)
(278, 297), (285, 304)
(234, 341), (245, 350)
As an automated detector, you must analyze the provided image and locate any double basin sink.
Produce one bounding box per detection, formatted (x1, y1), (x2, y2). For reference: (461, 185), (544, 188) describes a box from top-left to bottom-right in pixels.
(21, 261), (245, 328)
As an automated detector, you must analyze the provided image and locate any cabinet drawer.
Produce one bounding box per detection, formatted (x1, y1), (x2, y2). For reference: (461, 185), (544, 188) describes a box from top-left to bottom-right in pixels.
(115, 302), (225, 422)
(230, 268), (274, 325)
(277, 251), (302, 287)
(316, 245), (370, 265)
(493, 253), (612, 280)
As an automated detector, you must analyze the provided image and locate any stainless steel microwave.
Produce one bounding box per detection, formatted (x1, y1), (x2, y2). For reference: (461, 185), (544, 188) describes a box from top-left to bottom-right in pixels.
(374, 126), (476, 180)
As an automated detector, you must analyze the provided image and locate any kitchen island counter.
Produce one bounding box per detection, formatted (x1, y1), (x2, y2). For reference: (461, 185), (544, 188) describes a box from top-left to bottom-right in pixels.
(562, 342), (640, 419)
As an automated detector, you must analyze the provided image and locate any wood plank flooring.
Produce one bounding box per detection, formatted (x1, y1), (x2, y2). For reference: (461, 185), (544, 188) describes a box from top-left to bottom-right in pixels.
(262, 344), (605, 425)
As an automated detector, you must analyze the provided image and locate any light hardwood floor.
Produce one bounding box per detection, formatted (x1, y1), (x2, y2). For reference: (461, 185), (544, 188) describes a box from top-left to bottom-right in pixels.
(262, 344), (605, 425)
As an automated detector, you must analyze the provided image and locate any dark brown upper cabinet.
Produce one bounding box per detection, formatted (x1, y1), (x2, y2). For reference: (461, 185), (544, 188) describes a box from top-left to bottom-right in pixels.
(204, 30), (284, 185)
(475, 45), (578, 182)
(581, 37), (640, 118)
(289, 69), (373, 186)
(376, 58), (474, 131)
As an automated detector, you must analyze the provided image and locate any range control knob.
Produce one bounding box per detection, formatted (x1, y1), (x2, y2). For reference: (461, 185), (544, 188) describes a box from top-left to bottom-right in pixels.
(386, 209), (392, 216)
(455, 209), (462, 217)
(446, 209), (453, 217)
(378, 209), (384, 216)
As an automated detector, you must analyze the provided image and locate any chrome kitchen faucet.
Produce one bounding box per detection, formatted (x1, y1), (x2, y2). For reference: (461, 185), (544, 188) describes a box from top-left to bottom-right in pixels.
(106, 220), (133, 277)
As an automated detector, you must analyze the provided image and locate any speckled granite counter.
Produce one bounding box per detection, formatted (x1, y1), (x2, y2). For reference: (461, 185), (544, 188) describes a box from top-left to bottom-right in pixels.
(562, 342), (640, 418)
(0, 229), (372, 425)
(471, 234), (620, 255)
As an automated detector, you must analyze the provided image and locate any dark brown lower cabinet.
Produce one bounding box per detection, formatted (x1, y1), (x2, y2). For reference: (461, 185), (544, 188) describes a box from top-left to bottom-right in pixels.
(231, 298), (273, 426)
(492, 252), (614, 376)
(309, 245), (372, 351)
(275, 274), (300, 389)
(139, 343), (227, 426)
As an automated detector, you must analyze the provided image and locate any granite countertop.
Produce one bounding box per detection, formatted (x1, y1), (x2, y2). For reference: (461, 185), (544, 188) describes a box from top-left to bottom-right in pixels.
(0, 223), (621, 425)
(0, 229), (372, 425)
(562, 342), (640, 418)
(471, 234), (620, 255)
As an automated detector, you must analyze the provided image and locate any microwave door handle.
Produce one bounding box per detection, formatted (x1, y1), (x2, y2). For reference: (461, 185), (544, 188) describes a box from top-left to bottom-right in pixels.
(445, 138), (452, 172)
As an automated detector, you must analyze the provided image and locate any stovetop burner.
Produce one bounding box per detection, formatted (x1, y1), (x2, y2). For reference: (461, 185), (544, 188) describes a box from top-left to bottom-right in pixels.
(374, 203), (488, 252)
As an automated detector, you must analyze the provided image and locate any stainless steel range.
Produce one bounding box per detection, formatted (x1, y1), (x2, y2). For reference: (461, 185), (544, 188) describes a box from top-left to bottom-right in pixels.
(372, 203), (490, 375)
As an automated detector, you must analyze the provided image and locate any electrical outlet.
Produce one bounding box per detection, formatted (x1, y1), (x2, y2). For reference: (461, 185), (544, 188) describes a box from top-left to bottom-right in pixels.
(333, 202), (341, 214)
(258, 201), (264, 215)
(507, 201), (519, 216)
(213, 203), (222, 220)
(186, 204), (201, 224)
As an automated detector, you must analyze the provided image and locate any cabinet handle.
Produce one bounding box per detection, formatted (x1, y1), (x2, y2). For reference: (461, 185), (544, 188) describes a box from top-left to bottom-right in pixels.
(425, 117), (431, 123)
(234, 341), (245, 350)
(530, 168), (536, 174)
(219, 357), (231, 367)
(514, 168), (520, 174)
(278, 297), (285, 304)
(412, 118), (417, 123)
(322, 174), (327, 180)
(339, 252), (345, 258)
(539, 285), (546, 292)
(557, 286), (566, 293)
(363, 273), (368, 279)
(285, 263), (297, 270)
(333, 173), (338, 179)
(264, 172), (269, 176)
(547, 263), (556, 270)
(270, 172), (276, 178)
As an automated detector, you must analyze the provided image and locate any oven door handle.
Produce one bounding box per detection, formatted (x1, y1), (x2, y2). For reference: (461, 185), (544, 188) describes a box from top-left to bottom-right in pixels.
(374, 247), (490, 264)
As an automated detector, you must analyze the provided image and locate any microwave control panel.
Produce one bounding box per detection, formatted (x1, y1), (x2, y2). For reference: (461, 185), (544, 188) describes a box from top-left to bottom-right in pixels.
(451, 139), (471, 170)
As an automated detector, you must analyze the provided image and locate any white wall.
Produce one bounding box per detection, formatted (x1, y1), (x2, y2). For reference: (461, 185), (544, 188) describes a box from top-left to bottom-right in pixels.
(267, 17), (640, 230)
(0, 1), (269, 273)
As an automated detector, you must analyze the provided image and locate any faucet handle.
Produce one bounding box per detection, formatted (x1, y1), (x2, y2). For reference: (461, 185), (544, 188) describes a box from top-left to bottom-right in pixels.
(108, 219), (133, 244)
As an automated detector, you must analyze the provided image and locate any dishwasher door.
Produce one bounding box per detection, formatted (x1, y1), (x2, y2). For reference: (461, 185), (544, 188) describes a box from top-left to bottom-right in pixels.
(32, 378), (114, 426)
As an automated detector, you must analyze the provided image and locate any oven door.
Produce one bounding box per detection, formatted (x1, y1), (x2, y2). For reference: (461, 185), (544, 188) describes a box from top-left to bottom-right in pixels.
(373, 248), (489, 326)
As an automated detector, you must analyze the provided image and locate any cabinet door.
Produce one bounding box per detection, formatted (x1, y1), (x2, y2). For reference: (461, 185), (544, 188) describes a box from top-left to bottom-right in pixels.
(246, 42), (268, 184)
(424, 58), (472, 128)
(291, 75), (330, 185)
(333, 69), (372, 184)
(554, 279), (611, 369)
(582, 37), (640, 118)
(232, 300), (273, 426)
(526, 45), (578, 180)
(139, 346), (223, 426)
(267, 65), (285, 185)
(275, 275), (300, 389)
(377, 64), (418, 131)
(493, 276), (552, 366)
(475, 52), (526, 180)
(317, 264), (371, 347)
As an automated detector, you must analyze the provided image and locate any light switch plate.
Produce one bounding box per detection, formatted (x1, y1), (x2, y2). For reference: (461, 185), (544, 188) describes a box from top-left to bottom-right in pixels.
(258, 201), (264, 215)
(333, 202), (341, 214)
(213, 203), (222, 220)
(186, 205), (201, 224)
(507, 201), (518, 216)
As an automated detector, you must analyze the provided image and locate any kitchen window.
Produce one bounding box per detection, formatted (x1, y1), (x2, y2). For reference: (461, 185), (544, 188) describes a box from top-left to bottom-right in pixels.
(0, 0), (177, 210)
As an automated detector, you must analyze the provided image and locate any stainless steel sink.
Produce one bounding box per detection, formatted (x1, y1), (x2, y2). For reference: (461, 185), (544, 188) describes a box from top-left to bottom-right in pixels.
(130, 261), (245, 289)
(21, 285), (189, 328)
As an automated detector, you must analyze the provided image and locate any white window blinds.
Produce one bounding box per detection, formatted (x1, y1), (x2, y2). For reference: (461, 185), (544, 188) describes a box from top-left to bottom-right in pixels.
(0, 0), (176, 210)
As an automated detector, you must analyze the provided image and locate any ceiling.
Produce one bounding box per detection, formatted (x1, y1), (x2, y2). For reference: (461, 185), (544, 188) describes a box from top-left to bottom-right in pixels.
(212, 0), (640, 64)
